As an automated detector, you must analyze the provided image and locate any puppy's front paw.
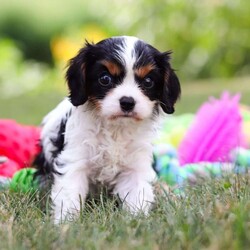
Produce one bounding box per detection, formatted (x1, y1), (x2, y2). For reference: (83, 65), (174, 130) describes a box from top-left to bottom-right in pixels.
(119, 183), (155, 215)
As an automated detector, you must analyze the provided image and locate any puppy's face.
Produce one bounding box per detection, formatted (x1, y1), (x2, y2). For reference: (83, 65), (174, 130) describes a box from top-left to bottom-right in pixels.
(66, 36), (181, 120)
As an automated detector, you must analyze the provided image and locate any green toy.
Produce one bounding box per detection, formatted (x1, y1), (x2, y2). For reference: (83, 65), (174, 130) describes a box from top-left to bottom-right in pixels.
(9, 168), (39, 193)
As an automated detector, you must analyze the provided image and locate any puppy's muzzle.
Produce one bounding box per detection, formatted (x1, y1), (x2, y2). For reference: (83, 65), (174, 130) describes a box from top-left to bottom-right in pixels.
(119, 96), (136, 112)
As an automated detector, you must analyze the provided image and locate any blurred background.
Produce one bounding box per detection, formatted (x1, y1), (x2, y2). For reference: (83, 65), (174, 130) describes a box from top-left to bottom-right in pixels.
(0, 0), (249, 124)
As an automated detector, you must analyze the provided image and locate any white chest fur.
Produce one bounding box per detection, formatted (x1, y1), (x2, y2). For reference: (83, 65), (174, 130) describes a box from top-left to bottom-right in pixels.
(60, 104), (157, 185)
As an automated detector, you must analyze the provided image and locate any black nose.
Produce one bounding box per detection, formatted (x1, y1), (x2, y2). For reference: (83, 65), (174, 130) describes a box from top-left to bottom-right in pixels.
(119, 96), (135, 112)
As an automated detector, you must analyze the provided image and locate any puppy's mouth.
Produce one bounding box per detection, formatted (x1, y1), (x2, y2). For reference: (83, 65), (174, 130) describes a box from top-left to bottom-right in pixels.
(110, 112), (143, 121)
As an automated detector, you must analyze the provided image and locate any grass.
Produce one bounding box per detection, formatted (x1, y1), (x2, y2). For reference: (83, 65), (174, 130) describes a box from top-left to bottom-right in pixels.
(0, 175), (250, 249)
(0, 91), (64, 125)
(176, 76), (250, 114)
(0, 76), (250, 249)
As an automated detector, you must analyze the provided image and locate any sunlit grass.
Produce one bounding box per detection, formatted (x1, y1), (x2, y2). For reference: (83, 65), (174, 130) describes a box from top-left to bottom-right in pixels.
(176, 76), (250, 115)
(0, 175), (250, 249)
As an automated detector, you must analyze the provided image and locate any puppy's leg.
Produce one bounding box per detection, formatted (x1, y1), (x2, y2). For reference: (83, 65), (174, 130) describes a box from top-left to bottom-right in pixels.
(114, 167), (156, 215)
(51, 168), (89, 223)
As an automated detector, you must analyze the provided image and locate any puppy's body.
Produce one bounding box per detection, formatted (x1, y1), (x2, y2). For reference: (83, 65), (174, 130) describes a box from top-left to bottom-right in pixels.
(35, 36), (180, 222)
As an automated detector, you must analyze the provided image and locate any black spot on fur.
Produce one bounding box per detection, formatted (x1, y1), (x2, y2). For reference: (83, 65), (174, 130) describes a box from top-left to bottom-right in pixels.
(152, 154), (159, 175)
(51, 118), (67, 159)
(33, 150), (55, 186)
(33, 112), (71, 186)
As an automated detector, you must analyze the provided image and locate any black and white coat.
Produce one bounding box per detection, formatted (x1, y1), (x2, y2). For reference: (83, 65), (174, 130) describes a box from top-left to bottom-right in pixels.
(35, 36), (181, 223)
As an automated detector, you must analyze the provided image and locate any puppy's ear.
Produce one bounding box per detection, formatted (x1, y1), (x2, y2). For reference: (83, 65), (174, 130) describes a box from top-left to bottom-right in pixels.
(66, 43), (92, 106)
(160, 52), (181, 114)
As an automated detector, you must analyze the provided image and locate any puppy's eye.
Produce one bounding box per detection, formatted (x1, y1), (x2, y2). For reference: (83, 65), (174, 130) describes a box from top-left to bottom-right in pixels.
(143, 77), (155, 89)
(99, 73), (112, 86)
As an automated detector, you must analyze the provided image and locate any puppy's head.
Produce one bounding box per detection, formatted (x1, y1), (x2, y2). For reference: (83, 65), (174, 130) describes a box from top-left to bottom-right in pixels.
(66, 36), (181, 120)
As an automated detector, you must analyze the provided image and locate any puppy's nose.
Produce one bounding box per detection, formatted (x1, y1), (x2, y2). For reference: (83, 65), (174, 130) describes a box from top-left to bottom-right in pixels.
(119, 96), (135, 112)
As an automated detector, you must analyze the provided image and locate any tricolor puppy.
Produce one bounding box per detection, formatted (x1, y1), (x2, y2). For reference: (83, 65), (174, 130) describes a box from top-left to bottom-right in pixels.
(35, 36), (181, 222)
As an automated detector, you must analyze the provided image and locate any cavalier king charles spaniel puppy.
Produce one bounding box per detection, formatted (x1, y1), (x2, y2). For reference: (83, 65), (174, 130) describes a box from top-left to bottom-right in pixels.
(35, 36), (181, 223)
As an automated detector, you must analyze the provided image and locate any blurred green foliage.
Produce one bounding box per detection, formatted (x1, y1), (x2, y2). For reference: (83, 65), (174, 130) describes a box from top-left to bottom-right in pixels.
(0, 39), (47, 97)
(0, 39), (66, 98)
(0, 0), (249, 81)
(0, 37), (249, 125)
(0, 38), (65, 123)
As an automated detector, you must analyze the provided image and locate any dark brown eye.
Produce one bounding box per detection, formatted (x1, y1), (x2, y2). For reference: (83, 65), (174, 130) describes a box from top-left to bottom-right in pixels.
(143, 77), (154, 88)
(99, 73), (112, 86)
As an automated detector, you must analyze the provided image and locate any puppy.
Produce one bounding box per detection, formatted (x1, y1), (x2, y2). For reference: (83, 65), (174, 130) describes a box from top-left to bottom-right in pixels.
(35, 36), (181, 222)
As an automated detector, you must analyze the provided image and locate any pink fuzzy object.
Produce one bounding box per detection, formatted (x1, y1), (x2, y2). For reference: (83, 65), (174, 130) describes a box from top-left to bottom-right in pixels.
(0, 120), (41, 177)
(178, 92), (245, 165)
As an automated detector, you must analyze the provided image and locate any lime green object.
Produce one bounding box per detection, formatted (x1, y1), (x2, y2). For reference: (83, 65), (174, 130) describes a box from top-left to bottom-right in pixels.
(154, 114), (194, 147)
(240, 105), (250, 146)
(9, 168), (39, 193)
(240, 105), (250, 121)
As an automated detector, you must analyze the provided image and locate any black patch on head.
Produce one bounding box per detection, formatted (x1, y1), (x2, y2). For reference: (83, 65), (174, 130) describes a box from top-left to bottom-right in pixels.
(86, 60), (125, 100)
(135, 67), (163, 101)
(85, 38), (126, 100)
(95, 37), (126, 61)
(134, 40), (181, 114)
(134, 40), (166, 102)
(134, 40), (159, 67)
(66, 36), (180, 112)
(66, 38), (127, 105)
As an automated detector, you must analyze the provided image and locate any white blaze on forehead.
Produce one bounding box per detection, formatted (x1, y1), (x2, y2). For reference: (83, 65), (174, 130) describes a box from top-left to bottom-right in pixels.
(116, 36), (139, 87)
(121, 36), (139, 71)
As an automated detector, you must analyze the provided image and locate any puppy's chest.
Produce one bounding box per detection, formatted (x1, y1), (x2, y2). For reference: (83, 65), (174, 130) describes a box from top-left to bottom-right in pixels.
(88, 128), (134, 184)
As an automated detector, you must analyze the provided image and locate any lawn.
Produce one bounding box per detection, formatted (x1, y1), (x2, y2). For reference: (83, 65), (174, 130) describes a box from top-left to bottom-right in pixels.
(0, 175), (250, 249)
(0, 76), (249, 249)
(176, 76), (250, 115)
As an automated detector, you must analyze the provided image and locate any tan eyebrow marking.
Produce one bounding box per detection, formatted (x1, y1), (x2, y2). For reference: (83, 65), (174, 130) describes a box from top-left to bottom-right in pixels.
(135, 64), (156, 78)
(100, 60), (122, 76)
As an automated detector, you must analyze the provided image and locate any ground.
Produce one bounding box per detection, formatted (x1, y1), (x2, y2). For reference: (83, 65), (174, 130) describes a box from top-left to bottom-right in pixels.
(0, 175), (250, 249)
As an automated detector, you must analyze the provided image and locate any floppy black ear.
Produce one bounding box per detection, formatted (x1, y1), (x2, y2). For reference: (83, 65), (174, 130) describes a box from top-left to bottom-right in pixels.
(160, 68), (181, 114)
(159, 52), (181, 114)
(66, 43), (92, 106)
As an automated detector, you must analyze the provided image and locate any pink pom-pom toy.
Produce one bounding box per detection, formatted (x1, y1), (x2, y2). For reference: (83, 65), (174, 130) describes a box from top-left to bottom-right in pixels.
(178, 92), (245, 165)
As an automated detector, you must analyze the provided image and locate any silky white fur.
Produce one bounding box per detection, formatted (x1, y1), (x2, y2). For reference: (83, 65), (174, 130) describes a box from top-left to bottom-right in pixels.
(40, 36), (161, 223)
(41, 99), (158, 222)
